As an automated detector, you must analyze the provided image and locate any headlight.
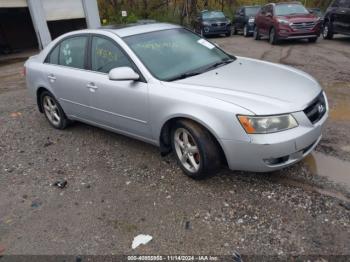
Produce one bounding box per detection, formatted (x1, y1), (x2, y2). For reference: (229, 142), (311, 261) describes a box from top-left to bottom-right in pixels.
(237, 114), (298, 134)
(248, 18), (255, 23)
(203, 21), (211, 26)
(277, 18), (290, 25)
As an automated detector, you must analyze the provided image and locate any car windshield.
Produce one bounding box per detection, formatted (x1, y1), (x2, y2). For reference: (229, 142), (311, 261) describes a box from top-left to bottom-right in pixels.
(275, 4), (309, 16)
(202, 11), (225, 19)
(246, 7), (260, 16)
(123, 28), (234, 81)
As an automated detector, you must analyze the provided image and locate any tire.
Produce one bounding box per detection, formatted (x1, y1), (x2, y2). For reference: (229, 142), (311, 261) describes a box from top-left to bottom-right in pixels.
(232, 25), (237, 35)
(225, 29), (232, 37)
(200, 28), (205, 38)
(171, 120), (221, 179)
(253, 26), (260, 40)
(308, 37), (318, 43)
(322, 21), (334, 40)
(243, 24), (249, 37)
(40, 91), (69, 129)
(269, 27), (278, 45)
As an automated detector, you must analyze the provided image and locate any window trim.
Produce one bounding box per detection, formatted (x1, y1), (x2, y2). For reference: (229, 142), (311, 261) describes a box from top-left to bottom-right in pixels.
(44, 33), (90, 70)
(44, 33), (146, 83)
(88, 34), (146, 83)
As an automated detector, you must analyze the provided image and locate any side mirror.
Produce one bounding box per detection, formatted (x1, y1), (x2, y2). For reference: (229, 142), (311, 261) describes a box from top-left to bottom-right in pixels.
(109, 67), (140, 81)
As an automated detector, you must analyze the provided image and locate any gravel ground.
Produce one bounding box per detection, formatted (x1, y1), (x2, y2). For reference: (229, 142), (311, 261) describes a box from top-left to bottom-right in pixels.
(0, 35), (349, 258)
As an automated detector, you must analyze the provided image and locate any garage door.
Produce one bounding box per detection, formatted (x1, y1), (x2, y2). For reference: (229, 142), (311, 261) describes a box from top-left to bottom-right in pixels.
(0, 0), (27, 8)
(42, 0), (85, 21)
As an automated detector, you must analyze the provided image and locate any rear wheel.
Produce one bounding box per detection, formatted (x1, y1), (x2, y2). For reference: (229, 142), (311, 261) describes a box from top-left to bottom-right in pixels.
(269, 27), (278, 45)
(253, 26), (260, 40)
(40, 91), (69, 129)
(171, 120), (221, 179)
(322, 21), (334, 40)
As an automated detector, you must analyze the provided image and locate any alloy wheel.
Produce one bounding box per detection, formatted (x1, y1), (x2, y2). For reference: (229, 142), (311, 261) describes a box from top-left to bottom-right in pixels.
(243, 25), (248, 36)
(43, 95), (61, 126)
(323, 25), (328, 38)
(174, 128), (200, 173)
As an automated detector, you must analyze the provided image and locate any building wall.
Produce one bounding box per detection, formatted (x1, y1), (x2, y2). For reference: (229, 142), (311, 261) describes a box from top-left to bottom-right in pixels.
(0, 0), (101, 49)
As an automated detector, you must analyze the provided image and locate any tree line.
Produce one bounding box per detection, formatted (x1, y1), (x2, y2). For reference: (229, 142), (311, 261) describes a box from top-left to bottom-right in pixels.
(98, 0), (333, 25)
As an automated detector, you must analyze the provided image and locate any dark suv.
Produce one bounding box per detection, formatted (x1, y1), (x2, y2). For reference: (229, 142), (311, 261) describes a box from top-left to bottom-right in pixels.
(322, 0), (350, 39)
(193, 10), (232, 37)
(233, 5), (261, 37)
(254, 2), (322, 44)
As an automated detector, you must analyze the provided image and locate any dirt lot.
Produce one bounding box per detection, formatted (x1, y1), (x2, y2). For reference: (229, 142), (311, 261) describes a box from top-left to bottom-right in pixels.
(0, 35), (350, 258)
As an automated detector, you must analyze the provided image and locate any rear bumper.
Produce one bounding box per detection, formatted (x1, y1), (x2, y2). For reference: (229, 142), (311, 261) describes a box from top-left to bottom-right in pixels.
(220, 109), (328, 172)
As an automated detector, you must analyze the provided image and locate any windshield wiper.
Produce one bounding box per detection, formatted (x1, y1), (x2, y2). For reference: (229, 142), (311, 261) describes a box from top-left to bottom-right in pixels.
(202, 58), (234, 72)
(168, 71), (202, 81)
(168, 58), (234, 81)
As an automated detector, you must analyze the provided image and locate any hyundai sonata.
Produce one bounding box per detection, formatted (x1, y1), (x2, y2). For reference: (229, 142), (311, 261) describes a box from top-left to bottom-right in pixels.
(25, 23), (328, 179)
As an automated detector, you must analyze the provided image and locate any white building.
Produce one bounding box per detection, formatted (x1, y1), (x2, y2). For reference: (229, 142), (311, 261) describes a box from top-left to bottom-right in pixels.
(0, 0), (100, 53)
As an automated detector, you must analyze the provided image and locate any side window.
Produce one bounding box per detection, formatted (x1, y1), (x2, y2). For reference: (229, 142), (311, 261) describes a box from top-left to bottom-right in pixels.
(267, 5), (273, 15)
(338, 0), (349, 7)
(59, 36), (88, 69)
(332, 0), (340, 7)
(91, 36), (133, 74)
(47, 45), (59, 64)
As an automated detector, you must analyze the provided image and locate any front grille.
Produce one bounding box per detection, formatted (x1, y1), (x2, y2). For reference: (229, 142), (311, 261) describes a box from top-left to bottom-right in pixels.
(211, 22), (226, 27)
(303, 92), (326, 124)
(290, 21), (315, 30)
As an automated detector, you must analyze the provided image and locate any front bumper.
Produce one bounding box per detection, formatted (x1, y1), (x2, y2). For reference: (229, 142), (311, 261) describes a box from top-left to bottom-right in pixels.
(203, 25), (231, 35)
(221, 106), (328, 172)
(277, 23), (321, 39)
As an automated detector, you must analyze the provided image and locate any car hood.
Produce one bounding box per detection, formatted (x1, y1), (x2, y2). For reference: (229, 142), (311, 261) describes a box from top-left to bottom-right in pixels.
(165, 57), (322, 115)
(203, 18), (228, 23)
(278, 13), (318, 23)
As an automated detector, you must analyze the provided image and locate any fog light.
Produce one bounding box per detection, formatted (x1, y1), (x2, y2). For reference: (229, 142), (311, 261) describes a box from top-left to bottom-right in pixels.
(204, 27), (210, 33)
(264, 156), (289, 166)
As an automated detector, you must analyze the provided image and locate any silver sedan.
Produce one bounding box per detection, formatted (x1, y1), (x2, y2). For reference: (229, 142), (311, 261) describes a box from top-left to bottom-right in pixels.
(25, 23), (328, 179)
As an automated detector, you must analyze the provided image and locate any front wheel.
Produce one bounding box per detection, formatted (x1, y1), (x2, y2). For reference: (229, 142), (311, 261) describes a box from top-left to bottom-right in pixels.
(225, 29), (232, 37)
(322, 22), (334, 40)
(308, 37), (318, 43)
(253, 26), (260, 40)
(269, 27), (279, 45)
(243, 24), (249, 37)
(171, 120), (221, 179)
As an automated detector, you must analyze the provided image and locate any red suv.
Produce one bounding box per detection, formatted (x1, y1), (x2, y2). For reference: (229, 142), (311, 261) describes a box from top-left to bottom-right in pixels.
(254, 2), (322, 44)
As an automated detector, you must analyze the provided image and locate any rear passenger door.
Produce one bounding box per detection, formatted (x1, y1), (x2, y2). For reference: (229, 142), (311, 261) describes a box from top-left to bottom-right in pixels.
(44, 35), (93, 120)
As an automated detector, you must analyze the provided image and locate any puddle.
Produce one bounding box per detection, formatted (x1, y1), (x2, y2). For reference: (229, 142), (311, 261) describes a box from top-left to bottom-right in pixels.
(303, 152), (350, 188)
(329, 100), (350, 121)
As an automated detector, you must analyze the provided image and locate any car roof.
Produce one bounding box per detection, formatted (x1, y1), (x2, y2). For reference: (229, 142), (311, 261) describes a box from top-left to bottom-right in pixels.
(273, 1), (303, 5)
(241, 5), (261, 8)
(100, 22), (181, 38)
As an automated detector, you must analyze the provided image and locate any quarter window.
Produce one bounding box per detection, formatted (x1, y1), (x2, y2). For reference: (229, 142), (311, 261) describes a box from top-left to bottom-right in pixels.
(58, 36), (88, 69)
(91, 36), (133, 73)
(48, 45), (59, 65)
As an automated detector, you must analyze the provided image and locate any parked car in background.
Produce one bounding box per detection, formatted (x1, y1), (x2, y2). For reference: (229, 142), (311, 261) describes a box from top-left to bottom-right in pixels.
(254, 2), (322, 44)
(193, 10), (232, 37)
(322, 0), (350, 39)
(233, 5), (261, 37)
(25, 23), (328, 179)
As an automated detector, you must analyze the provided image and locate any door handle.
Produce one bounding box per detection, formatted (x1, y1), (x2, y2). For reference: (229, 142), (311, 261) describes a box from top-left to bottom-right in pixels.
(48, 74), (56, 82)
(87, 82), (98, 92)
